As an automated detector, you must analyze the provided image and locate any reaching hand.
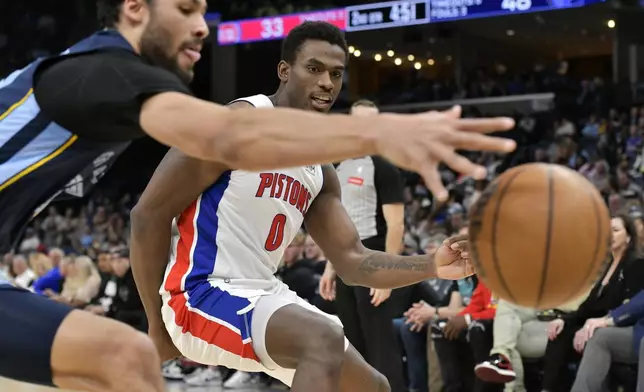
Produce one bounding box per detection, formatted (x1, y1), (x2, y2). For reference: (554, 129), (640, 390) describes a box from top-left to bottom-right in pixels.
(434, 234), (475, 280)
(375, 106), (516, 201)
(547, 318), (565, 341)
(370, 288), (392, 307)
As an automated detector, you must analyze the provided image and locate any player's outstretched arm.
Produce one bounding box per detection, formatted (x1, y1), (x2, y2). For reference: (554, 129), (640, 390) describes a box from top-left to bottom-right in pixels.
(130, 149), (227, 334)
(305, 165), (473, 289)
(141, 94), (516, 201)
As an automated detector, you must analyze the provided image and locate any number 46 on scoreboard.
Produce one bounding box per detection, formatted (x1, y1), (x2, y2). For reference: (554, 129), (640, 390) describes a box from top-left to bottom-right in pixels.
(501, 0), (532, 11)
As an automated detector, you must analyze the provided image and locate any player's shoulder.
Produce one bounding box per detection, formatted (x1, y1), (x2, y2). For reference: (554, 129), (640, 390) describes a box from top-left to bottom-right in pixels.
(36, 49), (138, 79)
(35, 49), (186, 91)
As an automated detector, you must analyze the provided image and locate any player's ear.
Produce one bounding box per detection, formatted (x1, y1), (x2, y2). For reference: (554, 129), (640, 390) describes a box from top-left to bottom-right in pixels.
(122, 0), (149, 25)
(277, 60), (290, 83)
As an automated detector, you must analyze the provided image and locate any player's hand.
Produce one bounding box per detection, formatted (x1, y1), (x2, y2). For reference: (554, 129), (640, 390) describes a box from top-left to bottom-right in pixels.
(434, 234), (475, 280)
(547, 318), (565, 341)
(370, 288), (392, 307)
(149, 324), (181, 363)
(319, 264), (337, 301)
(444, 315), (468, 340)
(375, 106), (516, 201)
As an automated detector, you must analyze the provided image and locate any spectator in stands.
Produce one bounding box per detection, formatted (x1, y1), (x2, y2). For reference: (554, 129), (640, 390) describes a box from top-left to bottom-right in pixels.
(542, 213), (644, 391)
(396, 273), (464, 392)
(301, 235), (327, 275)
(625, 125), (643, 165)
(32, 247), (65, 295)
(110, 249), (146, 332)
(433, 279), (500, 392)
(0, 253), (10, 282)
(475, 295), (588, 392)
(570, 286), (644, 391)
(11, 254), (36, 289)
(85, 252), (116, 316)
(29, 252), (53, 280)
(47, 255), (101, 308)
(18, 227), (41, 253)
(554, 117), (576, 139)
(279, 233), (320, 303)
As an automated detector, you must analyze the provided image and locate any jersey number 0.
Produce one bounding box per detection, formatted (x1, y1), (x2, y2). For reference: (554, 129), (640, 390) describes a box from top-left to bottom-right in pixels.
(264, 214), (287, 251)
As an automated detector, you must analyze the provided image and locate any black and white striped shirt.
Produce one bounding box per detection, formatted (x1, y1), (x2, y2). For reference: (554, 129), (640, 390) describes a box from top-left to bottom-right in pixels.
(336, 156), (404, 249)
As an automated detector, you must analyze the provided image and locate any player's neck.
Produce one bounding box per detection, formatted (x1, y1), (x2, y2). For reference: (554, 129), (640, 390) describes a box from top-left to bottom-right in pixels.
(113, 25), (142, 53)
(268, 87), (292, 109)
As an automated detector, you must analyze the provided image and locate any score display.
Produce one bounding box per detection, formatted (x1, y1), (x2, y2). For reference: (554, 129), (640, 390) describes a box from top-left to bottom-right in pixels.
(346, 1), (429, 32)
(217, 9), (346, 45)
(217, 0), (602, 45)
(428, 0), (596, 22)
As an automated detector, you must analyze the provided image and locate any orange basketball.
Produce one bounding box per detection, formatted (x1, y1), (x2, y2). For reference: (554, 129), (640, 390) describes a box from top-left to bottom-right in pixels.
(468, 163), (611, 310)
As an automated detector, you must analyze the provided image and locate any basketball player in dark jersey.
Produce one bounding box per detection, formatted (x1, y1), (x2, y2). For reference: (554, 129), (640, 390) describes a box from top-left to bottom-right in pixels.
(0, 0), (516, 390)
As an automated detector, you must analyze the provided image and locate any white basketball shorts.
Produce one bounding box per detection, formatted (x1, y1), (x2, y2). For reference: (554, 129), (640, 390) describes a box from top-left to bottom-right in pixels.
(161, 280), (348, 386)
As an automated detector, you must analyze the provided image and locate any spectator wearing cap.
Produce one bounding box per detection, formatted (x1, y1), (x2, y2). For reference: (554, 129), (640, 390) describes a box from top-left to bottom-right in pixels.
(320, 99), (407, 392)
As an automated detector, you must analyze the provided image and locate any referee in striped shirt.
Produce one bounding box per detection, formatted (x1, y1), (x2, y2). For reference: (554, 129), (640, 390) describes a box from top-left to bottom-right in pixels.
(320, 99), (406, 392)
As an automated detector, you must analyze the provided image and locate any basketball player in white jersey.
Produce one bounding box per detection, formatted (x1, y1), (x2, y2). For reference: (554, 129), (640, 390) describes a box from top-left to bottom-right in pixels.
(130, 22), (487, 392)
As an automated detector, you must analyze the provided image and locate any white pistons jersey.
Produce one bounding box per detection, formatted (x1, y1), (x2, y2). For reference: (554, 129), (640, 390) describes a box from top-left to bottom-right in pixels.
(161, 95), (324, 296)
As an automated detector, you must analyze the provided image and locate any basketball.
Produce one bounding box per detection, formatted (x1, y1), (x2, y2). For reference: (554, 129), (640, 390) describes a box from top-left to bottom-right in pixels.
(468, 163), (611, 310)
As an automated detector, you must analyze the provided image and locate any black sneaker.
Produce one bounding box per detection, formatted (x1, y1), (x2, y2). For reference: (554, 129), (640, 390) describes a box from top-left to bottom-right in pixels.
(475, 354), (516, 383)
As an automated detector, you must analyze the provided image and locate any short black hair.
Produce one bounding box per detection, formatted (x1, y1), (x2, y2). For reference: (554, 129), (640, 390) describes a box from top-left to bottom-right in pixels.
(281, 21), (348, 64)
(97, 0), (123, 28)
(97, 0), (152, 28)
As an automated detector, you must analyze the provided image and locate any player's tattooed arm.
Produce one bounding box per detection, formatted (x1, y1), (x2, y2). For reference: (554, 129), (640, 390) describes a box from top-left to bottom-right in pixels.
(304, 165), (438, 289)
(130, 148), (227, 329)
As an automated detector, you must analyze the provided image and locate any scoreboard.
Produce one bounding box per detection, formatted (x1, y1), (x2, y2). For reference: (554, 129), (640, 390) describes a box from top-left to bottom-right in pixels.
(218, 0), (604, 45)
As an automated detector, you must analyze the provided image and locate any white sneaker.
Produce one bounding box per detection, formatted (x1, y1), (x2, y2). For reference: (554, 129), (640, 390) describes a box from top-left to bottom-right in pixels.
(161, 359), (185, 381)
(223, 371), (257, 389)
(184, 367), (222, 386)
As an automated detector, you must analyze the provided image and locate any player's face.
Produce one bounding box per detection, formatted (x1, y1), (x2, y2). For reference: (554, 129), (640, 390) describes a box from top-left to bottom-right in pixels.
(280, 40), (346, 112)
(139, 0), (209, 84)
(611, 217), (630, 251)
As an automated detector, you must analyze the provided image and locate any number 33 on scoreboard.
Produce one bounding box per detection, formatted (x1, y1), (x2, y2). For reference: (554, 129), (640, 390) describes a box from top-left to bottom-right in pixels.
(264, 214), (287, 251)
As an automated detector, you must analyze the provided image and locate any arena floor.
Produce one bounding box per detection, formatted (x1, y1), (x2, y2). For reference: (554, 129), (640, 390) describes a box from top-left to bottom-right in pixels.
(0, 378), (280, 391)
